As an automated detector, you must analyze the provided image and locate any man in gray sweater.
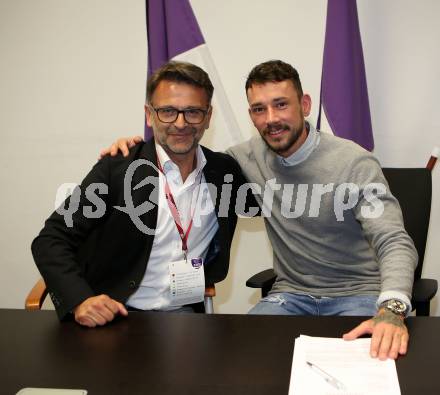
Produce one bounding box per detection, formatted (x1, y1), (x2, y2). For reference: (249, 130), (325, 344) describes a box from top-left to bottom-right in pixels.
(103, 60), (417, 361)
(227, 60), (416, 361)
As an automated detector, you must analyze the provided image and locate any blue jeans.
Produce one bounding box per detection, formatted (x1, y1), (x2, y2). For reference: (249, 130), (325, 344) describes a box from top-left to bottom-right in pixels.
(248, 292), (377, 316)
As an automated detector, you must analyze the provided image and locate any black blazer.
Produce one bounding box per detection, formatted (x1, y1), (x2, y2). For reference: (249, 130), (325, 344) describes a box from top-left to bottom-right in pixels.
(31, 139), (249, 320)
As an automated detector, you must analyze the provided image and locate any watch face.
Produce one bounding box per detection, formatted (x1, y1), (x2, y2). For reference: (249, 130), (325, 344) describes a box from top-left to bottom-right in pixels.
(387, 299), (406, 314)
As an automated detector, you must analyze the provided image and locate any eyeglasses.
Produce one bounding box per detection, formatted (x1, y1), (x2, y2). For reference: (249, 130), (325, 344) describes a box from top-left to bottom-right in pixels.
(150, 106), (209, 124)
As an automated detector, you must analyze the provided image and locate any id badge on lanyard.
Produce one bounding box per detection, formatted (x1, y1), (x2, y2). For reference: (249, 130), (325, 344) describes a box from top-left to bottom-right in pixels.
(157, 153), (205, 306)
(169, 258), (205, 306)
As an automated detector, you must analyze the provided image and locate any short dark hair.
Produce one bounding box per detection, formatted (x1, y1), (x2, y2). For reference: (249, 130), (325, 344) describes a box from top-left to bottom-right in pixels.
(146, 61), (214, 104)
(245, 60), (303, 98)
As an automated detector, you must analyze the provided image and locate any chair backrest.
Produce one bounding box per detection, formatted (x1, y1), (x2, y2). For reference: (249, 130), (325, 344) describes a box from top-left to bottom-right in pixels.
(382, 168), (432, 281)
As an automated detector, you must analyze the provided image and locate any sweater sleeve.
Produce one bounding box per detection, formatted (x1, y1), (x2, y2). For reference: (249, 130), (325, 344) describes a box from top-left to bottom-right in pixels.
(349, 152), (417, 310)
(225, 146), (261, 217)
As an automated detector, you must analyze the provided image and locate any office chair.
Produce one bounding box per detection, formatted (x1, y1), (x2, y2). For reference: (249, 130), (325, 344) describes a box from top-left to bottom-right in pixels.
(246, 167), (437, 316)
(25, 279), (216, 313)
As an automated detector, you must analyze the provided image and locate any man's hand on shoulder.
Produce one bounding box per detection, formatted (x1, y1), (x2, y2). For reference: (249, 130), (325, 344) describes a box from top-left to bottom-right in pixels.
(342, 308), (409, 360)
(99, 135), (144, 159)
(73, 294), (128, 328)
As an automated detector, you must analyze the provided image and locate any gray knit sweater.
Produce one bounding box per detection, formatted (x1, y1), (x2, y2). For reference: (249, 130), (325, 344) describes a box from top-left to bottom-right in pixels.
(227, 125), (417, 307)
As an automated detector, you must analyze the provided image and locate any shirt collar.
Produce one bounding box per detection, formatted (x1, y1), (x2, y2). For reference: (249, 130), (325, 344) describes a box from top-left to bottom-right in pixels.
(156, 143), (207, 176)
(279, 121), (320, 167)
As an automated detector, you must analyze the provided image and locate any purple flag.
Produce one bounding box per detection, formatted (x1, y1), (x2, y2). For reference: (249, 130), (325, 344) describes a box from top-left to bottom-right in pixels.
(318, 0), (374, 151)
(145, 0), (205, 139)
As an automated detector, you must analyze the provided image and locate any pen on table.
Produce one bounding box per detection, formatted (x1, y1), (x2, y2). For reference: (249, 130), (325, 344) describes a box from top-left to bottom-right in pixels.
(306, 361), (347, 391)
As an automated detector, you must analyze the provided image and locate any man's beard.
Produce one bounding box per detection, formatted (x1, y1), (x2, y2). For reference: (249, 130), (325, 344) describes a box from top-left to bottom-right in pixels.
(262, 120), (305, 156)
(160, 127), (200, 155)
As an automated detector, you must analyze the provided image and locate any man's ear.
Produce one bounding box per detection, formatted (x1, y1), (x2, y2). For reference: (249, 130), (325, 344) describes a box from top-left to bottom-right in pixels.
(204, 106), (213, 129)
(301, 94), (312, 117)
(145, 104), (153, 127)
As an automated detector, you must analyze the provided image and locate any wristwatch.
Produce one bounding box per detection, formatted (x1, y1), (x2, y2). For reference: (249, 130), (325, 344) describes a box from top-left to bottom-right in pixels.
(379, 299), (407, 317)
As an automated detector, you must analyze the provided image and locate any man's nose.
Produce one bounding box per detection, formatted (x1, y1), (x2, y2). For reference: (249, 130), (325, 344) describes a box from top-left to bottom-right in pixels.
(266, 106), (280, 124)
(173, 112), (187, 129)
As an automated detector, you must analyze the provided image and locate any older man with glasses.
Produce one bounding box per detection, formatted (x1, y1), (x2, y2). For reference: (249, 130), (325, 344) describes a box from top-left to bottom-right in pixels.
(31, 61), (252, 327)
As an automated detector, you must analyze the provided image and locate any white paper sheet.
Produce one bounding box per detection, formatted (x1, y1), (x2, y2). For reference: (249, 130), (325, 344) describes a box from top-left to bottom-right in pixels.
(289, 335), (401, 395)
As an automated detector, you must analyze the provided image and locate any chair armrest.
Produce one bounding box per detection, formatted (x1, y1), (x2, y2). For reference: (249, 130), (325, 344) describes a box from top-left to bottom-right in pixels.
(204, 284), (216, 297)
(203, 284), (216, 314)
(412, 278), (438, 303)
(246, 268), (276, 289)
(25, 278), (48, 311)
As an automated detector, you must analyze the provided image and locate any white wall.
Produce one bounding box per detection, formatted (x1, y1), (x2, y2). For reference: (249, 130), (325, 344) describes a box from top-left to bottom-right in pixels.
(0, 0), (147, 307)
(0, 0), (438, 315)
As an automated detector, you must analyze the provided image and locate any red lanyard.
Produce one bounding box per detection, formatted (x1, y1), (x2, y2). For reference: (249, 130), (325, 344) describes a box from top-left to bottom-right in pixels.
(156, 153), (203, 260)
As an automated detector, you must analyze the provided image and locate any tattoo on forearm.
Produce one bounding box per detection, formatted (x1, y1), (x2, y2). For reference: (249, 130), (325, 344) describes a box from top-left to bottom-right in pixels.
(373, 310), (405, 328)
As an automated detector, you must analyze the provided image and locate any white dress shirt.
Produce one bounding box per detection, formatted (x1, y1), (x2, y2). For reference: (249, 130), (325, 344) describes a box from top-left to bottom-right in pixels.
(126, 144), (219, 310)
